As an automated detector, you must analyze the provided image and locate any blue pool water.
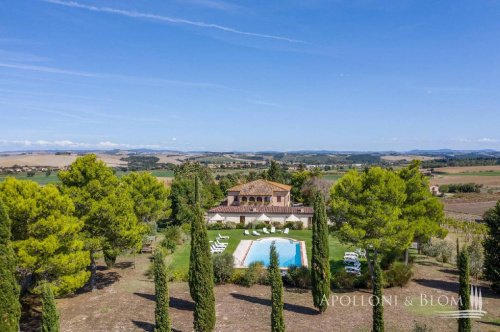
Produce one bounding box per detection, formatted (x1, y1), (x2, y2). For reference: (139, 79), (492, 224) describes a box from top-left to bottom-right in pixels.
(243, 238), (302, 268)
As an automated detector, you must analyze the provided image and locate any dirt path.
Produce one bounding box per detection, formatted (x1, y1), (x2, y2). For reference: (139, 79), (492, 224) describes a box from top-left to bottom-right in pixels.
(56, 255), (500, 332)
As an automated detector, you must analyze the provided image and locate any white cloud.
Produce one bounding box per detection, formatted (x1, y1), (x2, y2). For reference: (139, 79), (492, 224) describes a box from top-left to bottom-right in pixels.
(0, 139), (167, 150)
(44, 0), (304, 43)
(478, 138), (498, 143)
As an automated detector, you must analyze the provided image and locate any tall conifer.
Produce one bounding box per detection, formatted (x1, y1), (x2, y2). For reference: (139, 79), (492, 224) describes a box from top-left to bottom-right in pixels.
(188, 176), (216, 332)
(311, 191), (330, 313)
(269, 243), (285, 332)
(154, 250), (171, 332)
(458, 248), (471, 332)
(0, 200), (21, 332)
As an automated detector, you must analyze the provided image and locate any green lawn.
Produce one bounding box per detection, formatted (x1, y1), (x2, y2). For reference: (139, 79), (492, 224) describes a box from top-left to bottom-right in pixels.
(165, 229), (353, 278)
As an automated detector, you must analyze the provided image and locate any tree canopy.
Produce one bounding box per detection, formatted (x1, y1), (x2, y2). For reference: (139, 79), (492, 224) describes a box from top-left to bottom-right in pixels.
(330, 167), (413, 255)
(0, 178), (89, 295)
(0, 199), (21, 332)
(122, 172), (171, 232)
(58, 154), (144, 290)
(170, 162), (222, 224)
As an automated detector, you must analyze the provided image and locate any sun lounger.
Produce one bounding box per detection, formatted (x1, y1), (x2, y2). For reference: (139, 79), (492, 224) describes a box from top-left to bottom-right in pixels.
(244, 230), (250, 235)
(271, 226), (276, 233)
(218, 233), (229, 240)
(262, 227), (269, 234)
(252, 230), (260, 236)
(210, 245), (224, 253)
(283, 228), (289, 234)
(215, 239), (228, 247)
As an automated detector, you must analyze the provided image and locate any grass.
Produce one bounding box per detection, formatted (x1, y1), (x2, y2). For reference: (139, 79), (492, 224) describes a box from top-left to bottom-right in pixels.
(0, 169), (176, 185)
(165, 229), (352, 277)
(0, 173), (59, 185)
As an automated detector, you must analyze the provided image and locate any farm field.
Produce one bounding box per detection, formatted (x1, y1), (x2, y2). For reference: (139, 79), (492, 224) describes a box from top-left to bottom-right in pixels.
(0, 169), (176, 185)
(47, 246), (500, 332)
(433, 165), (500, 174)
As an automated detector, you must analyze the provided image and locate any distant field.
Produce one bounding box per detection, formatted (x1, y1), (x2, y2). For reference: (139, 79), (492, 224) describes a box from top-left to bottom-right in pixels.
(381, 155), (436, 162)
(434, 165), (500, 174)
(0, 169), (176, 185)
(0, 173), (60, 185)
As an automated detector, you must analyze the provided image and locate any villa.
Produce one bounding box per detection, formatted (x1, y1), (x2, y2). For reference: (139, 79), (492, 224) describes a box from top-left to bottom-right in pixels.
(207, 179), (314, 227)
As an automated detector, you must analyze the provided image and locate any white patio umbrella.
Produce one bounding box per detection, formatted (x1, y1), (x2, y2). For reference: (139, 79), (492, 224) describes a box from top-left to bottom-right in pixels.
(285, 214), (300, 222)
(256, 213), (271, 222)
(209, 214), (225, 222)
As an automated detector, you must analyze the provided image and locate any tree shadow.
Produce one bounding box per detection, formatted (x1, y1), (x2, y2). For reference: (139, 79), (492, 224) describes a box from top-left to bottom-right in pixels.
(78, 271), (122, 293)
(132, 320), (154, 331)
(477, 321), (500, 327)
(114, 261), (134, 269)
(133, 293), (195, 311)
(413, 278), (458, 293)
(230, 293), (318, 315)
(439, 268), (459, 275)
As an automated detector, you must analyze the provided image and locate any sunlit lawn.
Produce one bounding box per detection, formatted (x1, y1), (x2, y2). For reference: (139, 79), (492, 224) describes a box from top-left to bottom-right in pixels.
(165, 229), (353, 277)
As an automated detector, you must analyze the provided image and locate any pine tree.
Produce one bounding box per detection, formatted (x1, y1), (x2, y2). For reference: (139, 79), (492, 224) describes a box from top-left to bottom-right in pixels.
(311, 191), (330, 313)
(372, 257), (384, 332)
(269, 243), (285, 332)
(154, 250), (171, 332)
(0, 199), (21, 332)
(188, 176), (216, 332)
(458, 248), (471, 332)
(483, 202), (500, 292)
(41, 283), (60, 332)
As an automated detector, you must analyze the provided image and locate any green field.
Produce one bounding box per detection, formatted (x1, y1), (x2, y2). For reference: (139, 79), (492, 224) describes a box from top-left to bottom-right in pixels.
(0, 173), (60, 185)
(165, 229), (352, 278)
(0, 169), (176, 185)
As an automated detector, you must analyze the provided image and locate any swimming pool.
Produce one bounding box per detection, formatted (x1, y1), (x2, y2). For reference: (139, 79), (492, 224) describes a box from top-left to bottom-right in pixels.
(241, 238), (304, 268)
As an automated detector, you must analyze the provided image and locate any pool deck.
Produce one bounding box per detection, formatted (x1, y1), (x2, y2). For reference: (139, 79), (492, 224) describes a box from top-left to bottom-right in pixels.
(233, 240), (252, 268)
(233, 238), (308, 269)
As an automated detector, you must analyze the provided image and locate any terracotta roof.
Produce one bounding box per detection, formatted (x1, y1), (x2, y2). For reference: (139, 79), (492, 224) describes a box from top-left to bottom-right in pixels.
(208, 205), (313, 214)
(227, 179), (291, 196)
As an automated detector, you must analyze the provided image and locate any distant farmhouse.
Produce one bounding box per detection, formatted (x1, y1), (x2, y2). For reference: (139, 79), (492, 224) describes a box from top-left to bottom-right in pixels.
(207, 179), (313, 227)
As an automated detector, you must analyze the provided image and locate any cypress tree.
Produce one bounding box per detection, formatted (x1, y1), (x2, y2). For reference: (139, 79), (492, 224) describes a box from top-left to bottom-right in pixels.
(0, 199), (21, 332)
(311, 191), (330, 313)
(154, 250), (171, 332)
(269, 243), (285, 332)
(372, 257), (384, 332)
(458, 248), (471, 332)
(188, 176), (216, 332)
(41, 283), (60, 332)
(483, 202), (500, 292)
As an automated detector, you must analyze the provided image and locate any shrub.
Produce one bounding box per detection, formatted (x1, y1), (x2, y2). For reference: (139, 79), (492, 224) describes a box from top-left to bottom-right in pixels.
(284, 221), (303, 230)
(413, 321), (433, 332)
(103, 248), (120, 268)
(163, 226), (183, 245)
(271, 222), (283, 230)
(384, 262), (413, 287)
(284, 265), (311, 289)
(422, 238), (454, 263)
(207, 222), (238, 230)
(235, 262), (268, 287)
(331, 269), (355, 289)
(213, 252), (234, 284)
(170, 270), (188, 282)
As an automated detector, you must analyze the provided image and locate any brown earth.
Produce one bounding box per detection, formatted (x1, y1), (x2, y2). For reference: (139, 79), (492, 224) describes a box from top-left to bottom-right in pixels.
(48, 254), (500, 332)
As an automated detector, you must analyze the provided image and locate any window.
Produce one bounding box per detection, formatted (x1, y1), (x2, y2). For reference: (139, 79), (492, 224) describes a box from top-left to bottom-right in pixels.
(240, 216), (245, 224)
(256, 197), (263, 202)
(234, 196), (239, 202)
(277, 196), (282, 202)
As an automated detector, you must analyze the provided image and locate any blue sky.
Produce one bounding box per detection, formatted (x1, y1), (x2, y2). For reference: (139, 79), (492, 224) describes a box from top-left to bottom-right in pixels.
(0, 0), (499, 151)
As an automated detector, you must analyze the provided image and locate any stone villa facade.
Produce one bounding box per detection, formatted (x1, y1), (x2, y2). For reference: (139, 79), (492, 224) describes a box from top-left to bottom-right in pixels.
(207, 179), (313, 227)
